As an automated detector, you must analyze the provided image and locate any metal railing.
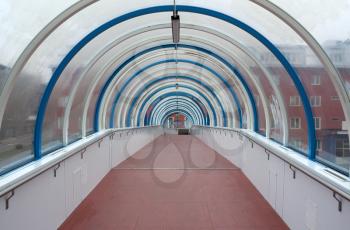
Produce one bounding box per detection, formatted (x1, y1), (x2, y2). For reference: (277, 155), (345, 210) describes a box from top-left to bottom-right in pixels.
(192, 125), (350, 210)
(0, 126), (160, 200)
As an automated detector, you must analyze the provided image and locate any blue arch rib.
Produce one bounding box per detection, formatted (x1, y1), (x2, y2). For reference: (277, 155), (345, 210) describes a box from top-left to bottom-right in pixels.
(147, 93), (210, 125)
(150, 99), (204, 125)
(136, 86), (215, 126)
(100, 49), (247, 131)
(156, 105), (199, 124)
(160, 109), (195, 125)
(109, 59), (240, 127)
(129, 93), (208, 127)
(150, 96), (204, 122)
(139, 91), (210, 126)
(151, 99), (204, 125)
(160, 110), (194, 126)
(94, 47), (256, 131)
(34, 5), (314, 159)
(151, 101), (204, 125)
(110, 73), (227, 127)
(157, 107), (198, 126)
(154, 104), (201, 125)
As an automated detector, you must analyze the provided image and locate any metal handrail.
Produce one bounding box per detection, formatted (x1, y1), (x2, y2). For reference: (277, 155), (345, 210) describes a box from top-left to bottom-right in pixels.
(0, 126), (161, 198)
(192, 125), (350, 204)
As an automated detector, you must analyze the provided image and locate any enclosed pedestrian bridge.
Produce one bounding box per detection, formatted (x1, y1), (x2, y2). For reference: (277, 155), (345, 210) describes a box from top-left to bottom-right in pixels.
(0, 1), (350, 229)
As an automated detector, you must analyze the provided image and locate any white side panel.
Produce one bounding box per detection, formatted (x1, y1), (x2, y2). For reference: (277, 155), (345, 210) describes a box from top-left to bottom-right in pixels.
(242, 142), (269, 199)
(64, 152), (85, 216)
(192, 128), (244, 167)
(0, 163), (66, 230)
(125, 132), (153, 156)
(64, 137), (111, 217)
(283, 163), (350, 230)
(110, 127), (163, 168)
(83, 136), (110, 198)
(111, 133), (129, 168)
(0, 127), (162, 230)
(192, 127), (350, 230)
(163, 128), (177, 135)
(268, 154), (285, 216)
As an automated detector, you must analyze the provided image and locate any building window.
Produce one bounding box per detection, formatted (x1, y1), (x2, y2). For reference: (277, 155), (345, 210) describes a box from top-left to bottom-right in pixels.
(286, 53), (296, 63)
(316, 139), (322, 151)
(314, 117), (321, 130)
(57, 117), (63, 130)
(336, 139), (350, 157)
(272, 74), (280, 85)
(311, 75), (321, 85)
(310, 96), (321, 107)
(331, 96), (340, 101)
(271, 119), (276, 129)
(290, 117), (301, 129)
(5, 128), (15, 138)
(289, 96), (301, 106)
(334, 54), (343, 63)
(290, 139), (303, 149)
(255, 95), (260, 107)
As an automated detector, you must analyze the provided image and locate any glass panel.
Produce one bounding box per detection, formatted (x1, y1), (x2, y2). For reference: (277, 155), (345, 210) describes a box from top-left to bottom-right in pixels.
(109, 64), (237, 128)
(2, 0), (349, 175)
(183, 0), (349, 170)
(0, 1), (173, 158)
(0, 0), (78, 171)
(69, 28), (174, 137)
(0, 0), (78, 94)
(268, 0), (350, 171)
(102, 50), (247, 129)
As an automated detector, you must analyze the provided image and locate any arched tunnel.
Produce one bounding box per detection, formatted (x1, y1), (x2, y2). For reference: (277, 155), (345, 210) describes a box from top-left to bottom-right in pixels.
(0, 1), (350, 229)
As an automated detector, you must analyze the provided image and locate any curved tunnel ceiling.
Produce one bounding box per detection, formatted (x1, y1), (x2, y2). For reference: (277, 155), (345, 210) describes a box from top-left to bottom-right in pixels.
(0, 1), (349, 175)
(151, 98), (205, 125)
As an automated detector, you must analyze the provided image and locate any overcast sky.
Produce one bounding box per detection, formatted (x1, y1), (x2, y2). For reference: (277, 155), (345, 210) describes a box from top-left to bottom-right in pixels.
(271, 0), (350, 42)
(0, 0), (349, 67)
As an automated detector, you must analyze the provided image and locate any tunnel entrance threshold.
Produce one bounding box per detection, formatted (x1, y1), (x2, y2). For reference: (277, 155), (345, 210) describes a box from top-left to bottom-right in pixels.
(178, 128), (190, 135)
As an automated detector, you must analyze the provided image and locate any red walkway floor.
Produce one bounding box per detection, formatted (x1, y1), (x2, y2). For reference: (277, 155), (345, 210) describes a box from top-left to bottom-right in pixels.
(59, 135), (289, 230)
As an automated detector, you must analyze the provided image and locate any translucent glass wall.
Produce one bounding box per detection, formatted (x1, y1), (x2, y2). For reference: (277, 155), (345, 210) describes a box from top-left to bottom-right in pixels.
(0, 0), (349, 176)
(270, 0), (350, 172)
